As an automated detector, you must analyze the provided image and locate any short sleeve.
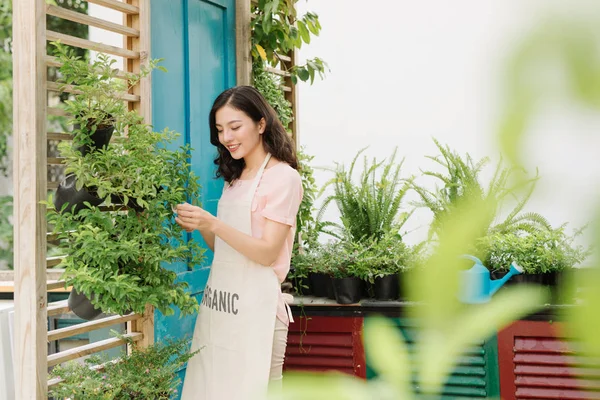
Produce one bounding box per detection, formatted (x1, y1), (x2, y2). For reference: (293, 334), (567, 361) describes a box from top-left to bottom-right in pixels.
(261, 167), (303, 226)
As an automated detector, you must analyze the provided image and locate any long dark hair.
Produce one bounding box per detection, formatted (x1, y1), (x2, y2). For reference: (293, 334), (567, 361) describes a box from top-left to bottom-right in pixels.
(209, 86), (298, 182)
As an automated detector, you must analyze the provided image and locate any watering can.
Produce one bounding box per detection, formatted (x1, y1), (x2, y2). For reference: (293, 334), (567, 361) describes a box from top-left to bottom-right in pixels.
(459, 255), (523, 304)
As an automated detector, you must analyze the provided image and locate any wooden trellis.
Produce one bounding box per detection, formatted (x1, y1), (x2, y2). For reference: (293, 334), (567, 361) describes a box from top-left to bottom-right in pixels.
(11, 0), (292, 397)
(12, 0), (152, 398)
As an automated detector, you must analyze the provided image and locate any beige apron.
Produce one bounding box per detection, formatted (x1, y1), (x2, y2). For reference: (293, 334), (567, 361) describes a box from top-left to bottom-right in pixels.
(181, 153), (279, 400)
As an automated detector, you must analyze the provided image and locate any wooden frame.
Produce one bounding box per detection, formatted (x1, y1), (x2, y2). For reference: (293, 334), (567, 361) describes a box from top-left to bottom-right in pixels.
(12, 0), (48, 396)
(12, 0), (154, 396)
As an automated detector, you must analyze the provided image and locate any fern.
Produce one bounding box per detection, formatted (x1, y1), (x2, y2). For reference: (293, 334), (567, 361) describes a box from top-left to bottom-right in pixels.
(413, 139), (550, 243)
(318, 147), (410, 243)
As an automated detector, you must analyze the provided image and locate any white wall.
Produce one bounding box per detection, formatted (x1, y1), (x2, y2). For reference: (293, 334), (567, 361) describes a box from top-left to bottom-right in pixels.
(295, 0), (600, 249)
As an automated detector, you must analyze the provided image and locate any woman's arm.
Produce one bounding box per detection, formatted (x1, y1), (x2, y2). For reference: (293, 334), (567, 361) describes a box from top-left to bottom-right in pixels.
(175, 203), (290, 266)
(199, 230), (216, 252)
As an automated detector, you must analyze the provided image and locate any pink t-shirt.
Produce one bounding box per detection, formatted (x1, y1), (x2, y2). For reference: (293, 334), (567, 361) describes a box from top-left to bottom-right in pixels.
(220, 162), (303, 325)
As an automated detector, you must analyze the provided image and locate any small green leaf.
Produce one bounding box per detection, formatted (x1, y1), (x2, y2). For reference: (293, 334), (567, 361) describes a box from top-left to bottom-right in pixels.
(297, 20), (311, 44)
(297, 68), (310, 82)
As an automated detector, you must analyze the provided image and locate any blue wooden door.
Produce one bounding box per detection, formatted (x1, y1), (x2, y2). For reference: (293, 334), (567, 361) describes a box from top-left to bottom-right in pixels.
(150, 0), (236, 392)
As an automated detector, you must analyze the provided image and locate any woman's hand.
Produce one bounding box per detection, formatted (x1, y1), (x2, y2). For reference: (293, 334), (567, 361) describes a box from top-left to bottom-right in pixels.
(175, 203), (218, 233)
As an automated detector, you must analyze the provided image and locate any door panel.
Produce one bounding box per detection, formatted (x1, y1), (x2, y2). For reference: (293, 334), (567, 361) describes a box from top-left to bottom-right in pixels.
(150, 0), (236, 374)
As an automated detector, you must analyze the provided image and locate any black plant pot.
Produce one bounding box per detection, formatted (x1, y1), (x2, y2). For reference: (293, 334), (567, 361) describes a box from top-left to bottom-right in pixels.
(397, 272), (407, 300)
(374, 274), (400, 300)
(54, 174), (104, 214)
(362, 279), (373, 299)
(68, 289), (103, 321)
(74, 119), (114, 157)
(309, 272), (332, 298)
(332, 277), (363, 304)
(291, 276), (312, 296)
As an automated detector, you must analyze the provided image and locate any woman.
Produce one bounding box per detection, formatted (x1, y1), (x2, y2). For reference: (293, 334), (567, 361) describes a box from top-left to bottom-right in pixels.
(176, 86), (303, 399)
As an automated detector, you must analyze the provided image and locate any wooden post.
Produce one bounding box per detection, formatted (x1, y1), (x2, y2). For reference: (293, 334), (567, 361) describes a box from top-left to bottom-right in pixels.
(125, 0), (154, 347)
(236, 0), (252, 86)
(284, 49), (299, 145)
(12, 0), (48, 397)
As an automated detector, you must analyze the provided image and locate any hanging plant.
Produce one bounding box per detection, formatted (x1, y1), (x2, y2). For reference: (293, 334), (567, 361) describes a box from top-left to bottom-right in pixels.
(45, 43), (205, 318)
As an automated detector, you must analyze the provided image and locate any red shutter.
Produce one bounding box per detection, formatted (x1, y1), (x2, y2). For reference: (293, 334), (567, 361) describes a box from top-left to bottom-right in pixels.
(284, 316), (366, 378)
(499, 321), (600, 400)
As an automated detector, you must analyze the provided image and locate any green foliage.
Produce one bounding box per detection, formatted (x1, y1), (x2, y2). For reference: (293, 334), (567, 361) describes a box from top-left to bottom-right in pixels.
(49, 336), (198, 399)
(52, 42), (164, 140)
(0, 196), (12, 269)
(291, 240), (360, 278)
(251, 0), (328, 84)
(355, 231), (415, 283)
(478, 225), (591, 273)
(253, 61), (294, 128)
(320, 240), (363, 279)
(295, 146), (320, 249)
(412, 138), (551, 243)
(0, 0), (12, 175)
(320, 147), (412, 243)
(46, 45), (204, 316)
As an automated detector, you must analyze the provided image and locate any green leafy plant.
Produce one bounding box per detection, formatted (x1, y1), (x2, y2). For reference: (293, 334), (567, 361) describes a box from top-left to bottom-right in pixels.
(355, 231), (415, 283)
(478, 225), (591, 274)
(45, 45), (204, 316)
(319, 147), (412, 243)
(295, 146), (321, 250)
(0, 196), (12, 269)
(317, 239), (364, 280)
(253, 60), (294, 128)
(0, 0), (11, 175)
(412, 138), (551, 243)
(52, 42), (164, 148)
(49, 336), (198, 399)
(251, 0), (328, 84)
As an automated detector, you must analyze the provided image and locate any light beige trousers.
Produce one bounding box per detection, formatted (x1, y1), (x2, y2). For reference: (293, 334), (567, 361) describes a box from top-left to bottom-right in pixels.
(269, 318), (289, 392)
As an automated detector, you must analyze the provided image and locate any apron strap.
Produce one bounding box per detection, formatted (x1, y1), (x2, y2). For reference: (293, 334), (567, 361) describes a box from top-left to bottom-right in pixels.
(246, 153), (272, 200)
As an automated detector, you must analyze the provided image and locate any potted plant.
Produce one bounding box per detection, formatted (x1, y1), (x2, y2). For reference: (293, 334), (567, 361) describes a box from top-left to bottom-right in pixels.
(288, 248), (313, 296)
(45, 44), (205, 319)
(51, 42), (164, 213)
(411, 139), (551, 242)
(357, 231), (415, 301)
(319, 240), (363, 304)
(319, 147), (412, 244)
(49, 335), (198, 399)
(477, 225), (591, 302)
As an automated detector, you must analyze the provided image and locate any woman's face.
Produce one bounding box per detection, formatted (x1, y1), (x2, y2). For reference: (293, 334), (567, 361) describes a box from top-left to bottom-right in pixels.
(216, 105), (265, 160)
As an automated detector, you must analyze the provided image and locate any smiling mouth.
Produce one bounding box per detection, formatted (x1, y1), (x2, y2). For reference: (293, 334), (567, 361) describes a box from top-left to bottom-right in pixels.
(227, 144), (241, 152)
